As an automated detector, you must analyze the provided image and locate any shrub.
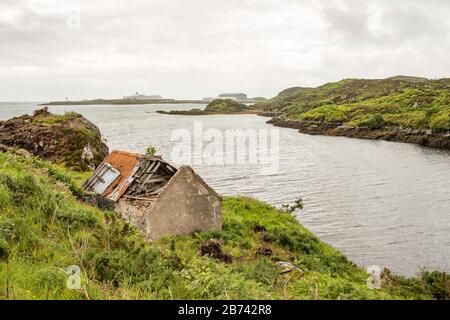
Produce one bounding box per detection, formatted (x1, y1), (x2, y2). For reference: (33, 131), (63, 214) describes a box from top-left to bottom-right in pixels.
(205, 99), (245, 112)
(429, 112), (450, 131)
(199, 239), (232, 264)
(271, 227), (322, 254)
(146, 147), (156, 157)
(32, 268), (67, 296)
(362, 114), (385, 129)
(0, 238), (10, 261)
(0, 185), (11, 209)
(425, 107), (440, 118)
(0, 173), (42, 205)
(421, 271), (450, 300)
(56, 206), (100, 230)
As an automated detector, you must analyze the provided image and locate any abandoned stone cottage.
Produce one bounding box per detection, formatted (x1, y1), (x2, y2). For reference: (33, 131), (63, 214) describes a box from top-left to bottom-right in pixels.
(83, 150), (222, 241)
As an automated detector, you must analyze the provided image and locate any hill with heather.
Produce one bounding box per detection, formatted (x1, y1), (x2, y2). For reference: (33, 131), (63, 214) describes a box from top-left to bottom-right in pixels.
(256, 76), (450, 132)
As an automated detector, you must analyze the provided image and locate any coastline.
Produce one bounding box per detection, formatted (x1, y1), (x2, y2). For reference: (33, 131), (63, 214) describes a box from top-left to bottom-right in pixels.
(266, 117), (450, 150)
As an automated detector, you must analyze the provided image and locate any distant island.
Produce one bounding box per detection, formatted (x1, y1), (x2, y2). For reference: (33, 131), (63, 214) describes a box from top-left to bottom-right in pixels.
(202, 93), (267, 104)
(42, 91), (267, 106)
(123, 92), (163, 100)
(41, 98), (206, 106)
(157, 99), (261, 115)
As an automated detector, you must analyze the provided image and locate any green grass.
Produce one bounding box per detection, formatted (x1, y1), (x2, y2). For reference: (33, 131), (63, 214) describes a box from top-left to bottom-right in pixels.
(0, 152), (448, 300)
(32, 112), (81, 126)
(255, 77), (450, 131)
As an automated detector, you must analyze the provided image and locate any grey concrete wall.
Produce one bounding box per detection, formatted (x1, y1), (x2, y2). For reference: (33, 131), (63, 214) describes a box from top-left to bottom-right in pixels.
(115, 198), (150, 233)
(145, 167), (222, 241)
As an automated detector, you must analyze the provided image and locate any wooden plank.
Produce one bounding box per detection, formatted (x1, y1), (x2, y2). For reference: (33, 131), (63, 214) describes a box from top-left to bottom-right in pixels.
(135, 172), (154, 193)
(123, 195), (158, 201)
(144, 178), (168, 184)
(144, 161), (157, 173)
(135, 162), (161, 193)
(149, 187), (165, 195)
(151, 161), (161, 173)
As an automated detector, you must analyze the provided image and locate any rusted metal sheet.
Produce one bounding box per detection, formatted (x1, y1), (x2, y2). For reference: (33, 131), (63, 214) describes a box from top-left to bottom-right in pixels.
(84, 150), (179, 202)
(108, 163), (140, 201)
(101, 151), (141, 200)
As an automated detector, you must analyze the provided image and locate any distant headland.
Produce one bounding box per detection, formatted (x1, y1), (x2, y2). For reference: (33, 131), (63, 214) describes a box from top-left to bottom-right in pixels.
(41, 91), (267, 106)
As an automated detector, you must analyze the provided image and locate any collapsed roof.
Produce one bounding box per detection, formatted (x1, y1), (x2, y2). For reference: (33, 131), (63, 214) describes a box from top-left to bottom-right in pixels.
(83, 150), (177, 202)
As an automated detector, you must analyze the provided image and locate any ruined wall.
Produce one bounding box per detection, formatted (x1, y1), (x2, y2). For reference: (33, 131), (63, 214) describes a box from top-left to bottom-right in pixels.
(113, 166), (222, 242)
(115, 198), (152, 233)
(144, 167), (222, 241)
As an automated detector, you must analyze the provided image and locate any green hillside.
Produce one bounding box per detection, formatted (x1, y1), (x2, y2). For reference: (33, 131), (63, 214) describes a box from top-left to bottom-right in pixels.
(0, 151), (448, 300)
(256, 77), (450, 131)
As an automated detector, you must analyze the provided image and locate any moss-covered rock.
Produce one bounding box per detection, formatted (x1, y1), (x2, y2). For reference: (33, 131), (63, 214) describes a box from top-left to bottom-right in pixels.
(205, 99), (247, 112)
(0, 107), (108, 171)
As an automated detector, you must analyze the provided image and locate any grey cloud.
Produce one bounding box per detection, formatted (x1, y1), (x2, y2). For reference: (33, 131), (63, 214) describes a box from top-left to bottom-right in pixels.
(320, 0), (450, 47)
(0, 0), (449, 100)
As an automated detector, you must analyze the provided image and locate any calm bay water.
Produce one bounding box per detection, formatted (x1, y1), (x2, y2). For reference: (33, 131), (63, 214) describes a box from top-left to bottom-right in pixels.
(1, 102), (449, 276)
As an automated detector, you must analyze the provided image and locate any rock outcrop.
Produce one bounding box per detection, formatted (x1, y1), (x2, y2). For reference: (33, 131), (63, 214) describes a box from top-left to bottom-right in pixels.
(0, 107), (109, 170)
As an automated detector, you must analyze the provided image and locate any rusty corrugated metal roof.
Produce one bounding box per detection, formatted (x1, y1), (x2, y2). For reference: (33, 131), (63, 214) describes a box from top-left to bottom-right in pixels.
(84, 150), (180, 202)
(101, 150), (141, 200)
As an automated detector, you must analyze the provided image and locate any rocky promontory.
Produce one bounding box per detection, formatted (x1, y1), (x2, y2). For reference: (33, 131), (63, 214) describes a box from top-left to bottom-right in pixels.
(0, 107), (109, 171)
(267, 118), (450, 149)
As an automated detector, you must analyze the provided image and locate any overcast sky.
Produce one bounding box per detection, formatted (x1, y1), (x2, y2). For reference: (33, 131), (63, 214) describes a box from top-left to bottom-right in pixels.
(1, 0), (450, 101)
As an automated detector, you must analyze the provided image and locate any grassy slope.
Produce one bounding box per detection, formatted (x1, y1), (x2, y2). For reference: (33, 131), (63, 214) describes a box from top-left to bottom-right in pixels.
(0, 152), (447, 300)
(255, 77), (450, 131)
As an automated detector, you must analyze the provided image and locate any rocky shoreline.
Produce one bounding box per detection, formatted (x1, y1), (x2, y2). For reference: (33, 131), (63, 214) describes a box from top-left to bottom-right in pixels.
(266, 117), (450, 150)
